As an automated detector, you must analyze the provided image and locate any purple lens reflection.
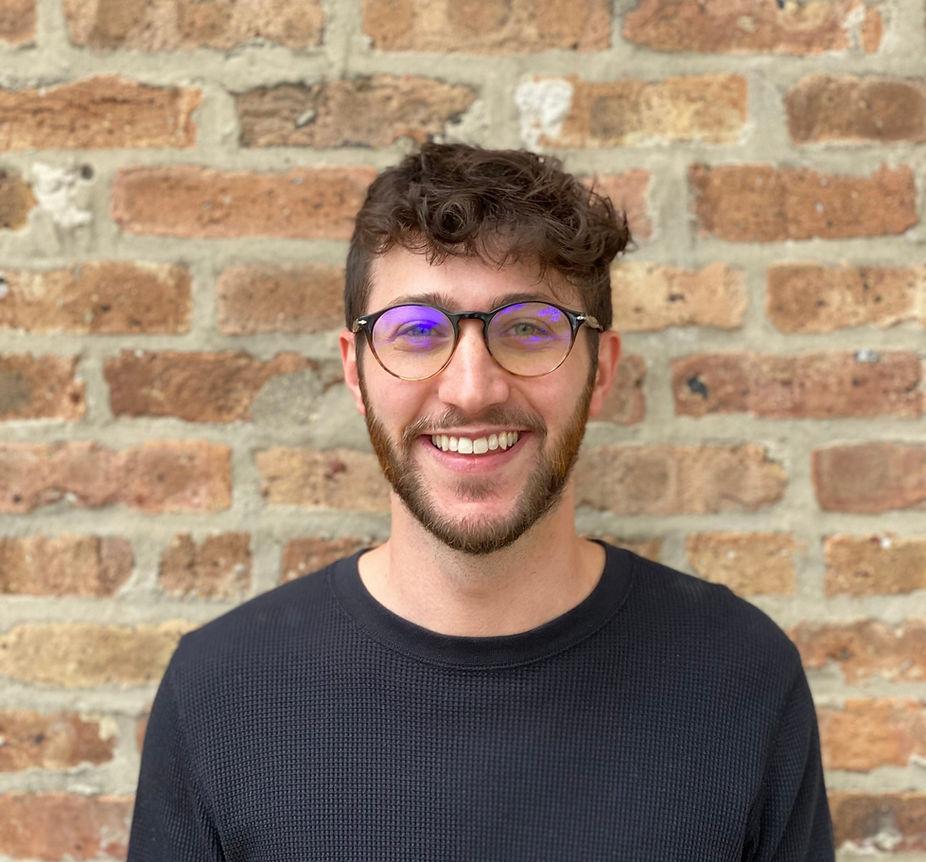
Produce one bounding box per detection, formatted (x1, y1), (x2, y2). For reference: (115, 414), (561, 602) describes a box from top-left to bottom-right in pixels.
(372, 305), (454, 379)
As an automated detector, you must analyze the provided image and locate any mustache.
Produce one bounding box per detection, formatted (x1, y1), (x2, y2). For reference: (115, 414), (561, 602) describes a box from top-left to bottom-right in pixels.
(402, 407), (546, 444)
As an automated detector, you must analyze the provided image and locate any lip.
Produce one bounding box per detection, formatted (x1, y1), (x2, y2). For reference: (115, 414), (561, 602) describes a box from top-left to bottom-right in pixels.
(418, 431), (529, 474)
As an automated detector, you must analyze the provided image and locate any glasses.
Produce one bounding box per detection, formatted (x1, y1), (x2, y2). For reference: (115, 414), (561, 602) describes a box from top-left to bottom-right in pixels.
(351, 301), (602, 381)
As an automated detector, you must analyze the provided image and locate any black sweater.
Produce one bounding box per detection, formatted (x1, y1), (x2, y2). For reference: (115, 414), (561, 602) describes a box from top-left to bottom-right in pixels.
(128, 543), (834, 860)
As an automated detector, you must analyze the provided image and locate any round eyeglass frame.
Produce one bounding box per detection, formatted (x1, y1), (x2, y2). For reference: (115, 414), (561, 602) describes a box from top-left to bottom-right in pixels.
(351, 300), (603, 381)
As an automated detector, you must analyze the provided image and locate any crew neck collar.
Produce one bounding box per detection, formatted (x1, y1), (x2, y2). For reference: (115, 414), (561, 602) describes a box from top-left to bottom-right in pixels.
(327, 541), (636, 669)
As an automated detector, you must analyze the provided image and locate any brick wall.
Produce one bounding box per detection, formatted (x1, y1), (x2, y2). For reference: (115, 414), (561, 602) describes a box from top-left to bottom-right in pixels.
(1, 0), (925, 857)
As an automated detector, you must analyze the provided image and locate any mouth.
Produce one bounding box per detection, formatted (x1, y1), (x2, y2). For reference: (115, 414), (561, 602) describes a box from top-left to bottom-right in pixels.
(428, 431), (520, 456)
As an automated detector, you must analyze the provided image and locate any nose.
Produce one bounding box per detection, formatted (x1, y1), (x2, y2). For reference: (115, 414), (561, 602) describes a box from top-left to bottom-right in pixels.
(436, 320), (510, 415)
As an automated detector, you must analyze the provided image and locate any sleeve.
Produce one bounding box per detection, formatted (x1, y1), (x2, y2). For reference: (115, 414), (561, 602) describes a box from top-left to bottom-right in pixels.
(744, 661), (835, 861)
(127, 652), (225, 861)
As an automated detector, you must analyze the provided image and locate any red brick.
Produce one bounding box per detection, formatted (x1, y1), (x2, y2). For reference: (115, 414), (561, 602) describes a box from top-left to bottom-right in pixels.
(112, 165), (374, 239)
(861, 7), (882, 52)
(0, 440), (231, 513)
(690, 164), (917, 242)
(0, 711), (115, 771)
(530, 75), (745, 147)
(672, 351), (921, 419)
(596, 353), (645, 425)
(791, 620), (926, 685)
(0, 77), (200, 150)
(217, 264), (343, 334)
(585, 171), (652, 240)
(0, 622), (190, 687)
(622, 0), (880, 54)
(825, 534), (926, 596)
(787, 76), (926, 144)
(0, 354), (85, 420)
(281, 537), (373, 582)
(159, 533), (251, 598)
(813, 443), (926, 513)
(105, 351), (315, 422)
(0, 0), (33, 44)
(64, 0), (323, 50)
(830, 791), (926, 852)
(819, 699), (926, 772)
(0, 168), (35, 230)
(612, 262), (746, 331)
(574, 444), (786, 515)
(0, 262), (191, 333)
(766, 264), (922, 333)
(257, 448), (389, 512)
(237, 76), (476, 148)
(363, 0), (610, 52)
(0, 535), (132, 596)
(686, 532), (796, 596)
(0, 793), (130, 859)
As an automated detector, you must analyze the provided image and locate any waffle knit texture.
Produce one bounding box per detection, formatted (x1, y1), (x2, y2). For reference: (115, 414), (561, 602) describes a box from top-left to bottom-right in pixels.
(128, 543), (834, 860)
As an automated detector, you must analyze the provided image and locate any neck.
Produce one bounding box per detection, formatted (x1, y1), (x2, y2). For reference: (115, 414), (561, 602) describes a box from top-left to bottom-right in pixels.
(358, 484), (604, 636)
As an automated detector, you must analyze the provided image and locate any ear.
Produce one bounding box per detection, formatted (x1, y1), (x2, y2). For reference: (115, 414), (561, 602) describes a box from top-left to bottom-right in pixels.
(339, 330), (367, 416)
(587, 329), (621, 419)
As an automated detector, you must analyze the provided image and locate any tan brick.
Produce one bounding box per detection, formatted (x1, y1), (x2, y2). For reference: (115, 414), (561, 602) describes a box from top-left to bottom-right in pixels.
(363, 0), (610, 52)
(690, 164), (917, 242)
(0, 0), (33, 44)
(534, 75), (746, 147)
(791, 620), (926, 685)
(281, 537), (373, 582)
(0, 440), (231, 513)
(217, 264), (344, 334)
(787, 76), (926, 144)
(159, 533), (251, 598)
(585, 171), (652, 240)
(612, 262), (746, 331)
(237, 76), (476, 148)
(0, 77), (200, 150)
(830, 792), (926, 851)
(672, 352), (922, 419)
(622, 0), (880, 54)
(64, 0), (323, 50)
(135, 713), (148, 753)
(596, 353), (645, 425)
(0, 168), (35, 230)
(813, 443), (926, 513)
(574, 444), (786, 515)
(825, 534), (926, 597)
(0, 354), (85, 420)
(0, 711), (115, 771)
(586, 534), (662, 563)
(861, 7), (882, 52)
(112, 165), (374, 239)
(0, 263), (192, 334)
(686, 532), (795, 596)
(0, 793), (130, 859)
(0, 535), (132, 596)
(819, 700), (926, 772)
(0, 622), (190, 686)
(766, 264), (922, 333)
(105, 351), (315, 423)
(257, 448), (389, 512)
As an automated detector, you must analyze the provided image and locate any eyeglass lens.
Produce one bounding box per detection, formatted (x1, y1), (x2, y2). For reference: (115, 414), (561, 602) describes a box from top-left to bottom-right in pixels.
(370, 303), (574, 380)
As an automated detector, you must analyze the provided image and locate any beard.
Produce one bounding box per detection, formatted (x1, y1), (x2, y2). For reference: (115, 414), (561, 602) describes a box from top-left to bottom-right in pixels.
(358, 364), (596, 556)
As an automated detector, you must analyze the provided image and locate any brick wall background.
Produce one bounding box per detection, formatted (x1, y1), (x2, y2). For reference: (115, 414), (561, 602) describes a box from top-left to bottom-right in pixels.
(0, 0), (924, 857)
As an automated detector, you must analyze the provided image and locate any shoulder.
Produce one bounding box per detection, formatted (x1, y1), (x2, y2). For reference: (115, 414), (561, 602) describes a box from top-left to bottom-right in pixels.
(617, 548), (804, 692)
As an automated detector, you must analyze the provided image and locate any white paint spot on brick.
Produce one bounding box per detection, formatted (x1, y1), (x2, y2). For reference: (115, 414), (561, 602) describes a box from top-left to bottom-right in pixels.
(32, 163), (92, 228)
(515, 78), (573, 151)
(855, 348), (881, 363)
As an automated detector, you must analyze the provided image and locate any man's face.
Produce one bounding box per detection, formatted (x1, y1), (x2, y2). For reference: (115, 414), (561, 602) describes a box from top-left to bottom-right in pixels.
(340, 247), (619, 556)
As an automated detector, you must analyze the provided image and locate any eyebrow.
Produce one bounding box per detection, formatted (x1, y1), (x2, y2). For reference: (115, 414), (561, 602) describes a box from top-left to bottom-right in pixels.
(385, 291), (556, 311)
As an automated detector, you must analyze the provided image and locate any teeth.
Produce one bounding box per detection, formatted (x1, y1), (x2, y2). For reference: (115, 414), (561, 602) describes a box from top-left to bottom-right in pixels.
(430, 431), (520, 455)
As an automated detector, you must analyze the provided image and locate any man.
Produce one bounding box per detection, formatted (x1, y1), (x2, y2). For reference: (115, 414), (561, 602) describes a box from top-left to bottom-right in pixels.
(128, 144), (834, 860)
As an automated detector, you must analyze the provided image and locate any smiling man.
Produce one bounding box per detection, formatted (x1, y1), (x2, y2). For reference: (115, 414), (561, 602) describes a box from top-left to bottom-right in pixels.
(128, 144), (834, 860)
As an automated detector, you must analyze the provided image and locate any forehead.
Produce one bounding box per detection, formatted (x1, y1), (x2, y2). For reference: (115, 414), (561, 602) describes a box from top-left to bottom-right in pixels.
(366, 247), (580, 312)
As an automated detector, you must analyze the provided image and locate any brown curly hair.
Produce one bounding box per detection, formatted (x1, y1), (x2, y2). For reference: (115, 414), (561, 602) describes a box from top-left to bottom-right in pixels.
(344, 143), (630, 331)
